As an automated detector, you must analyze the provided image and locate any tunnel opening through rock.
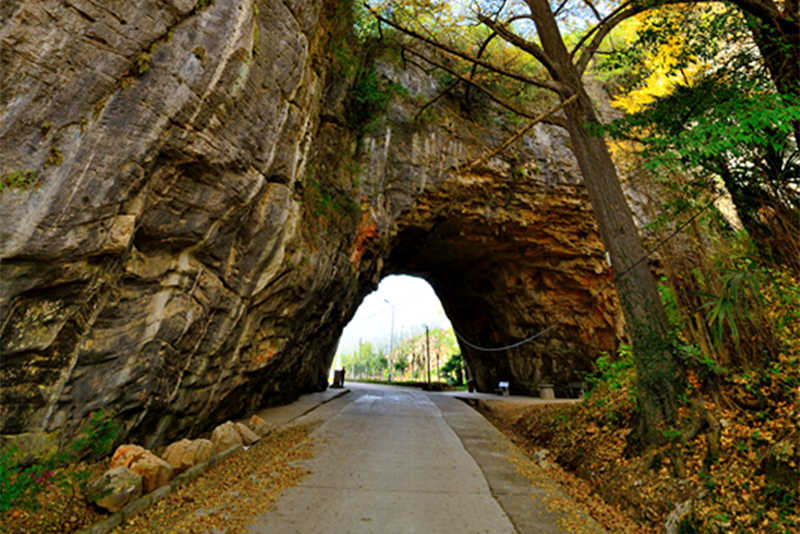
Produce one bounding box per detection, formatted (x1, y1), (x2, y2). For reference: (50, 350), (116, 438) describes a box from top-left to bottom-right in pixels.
(334, 275), (456, 383)
(376, 209), (622, 397)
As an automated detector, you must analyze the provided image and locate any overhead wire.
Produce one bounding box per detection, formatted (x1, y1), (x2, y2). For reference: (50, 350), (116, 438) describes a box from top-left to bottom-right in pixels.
(452, 325), (557, 352)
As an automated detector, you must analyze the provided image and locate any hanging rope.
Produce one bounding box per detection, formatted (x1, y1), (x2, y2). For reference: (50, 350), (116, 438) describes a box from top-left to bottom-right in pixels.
(452, 324), (558, 352)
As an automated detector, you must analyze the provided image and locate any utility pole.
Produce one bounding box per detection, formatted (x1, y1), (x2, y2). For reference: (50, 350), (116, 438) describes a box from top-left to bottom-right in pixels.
(384, 299), (395, 382)
(426, 326), (431, 385)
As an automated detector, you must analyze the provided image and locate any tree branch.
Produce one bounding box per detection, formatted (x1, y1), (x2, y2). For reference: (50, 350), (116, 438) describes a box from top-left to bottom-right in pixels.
(458, 93), (578, 172)
(573, 3), (638, 75)
(403, 47), (568, 128)
(412, 77), (461, 123)
(464, 32), (498, 106)
(573, 0), (789, 75)
(476, 13), (561, 79)
(367, 5), (566, 94)
(553, 0), (570, 17)
(581, 0), (603, 21)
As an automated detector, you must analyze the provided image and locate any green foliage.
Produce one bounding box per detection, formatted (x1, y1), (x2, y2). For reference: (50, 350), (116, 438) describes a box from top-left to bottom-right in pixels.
(658, 277), (682, 330)
(701, 262), (765, 348)
(596, 3), (800, 276)
(584, 346), (635, 393)
(0, 169), (38, 192)
(307, 178), (358, 216)
(346, 64), (408, 137)
(350, 0), (379, 42)
(67, 410), (120, 462)
(678, 342), (727, 381)
(0, 447), (37, 513)
(339, 342), (389, 379)
(0, 411), (119, 513)
(330, 9), (408, 139)
(440, 353), (464, 384)
(662, 427), (683, 443)
(135, 52), (151, 74)
(393, 353), (409, 374)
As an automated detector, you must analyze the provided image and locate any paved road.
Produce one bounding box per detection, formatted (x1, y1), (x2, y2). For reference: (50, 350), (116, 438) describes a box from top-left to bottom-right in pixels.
(248, 383), (603, 534)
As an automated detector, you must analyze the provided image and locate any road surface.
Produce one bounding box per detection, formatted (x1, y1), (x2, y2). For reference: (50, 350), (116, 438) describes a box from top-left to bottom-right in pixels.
(247, 383), (603, 534)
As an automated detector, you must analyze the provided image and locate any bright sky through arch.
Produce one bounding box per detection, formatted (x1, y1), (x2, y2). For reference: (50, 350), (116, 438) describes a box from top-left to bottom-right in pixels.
(336, 275), (452, 354)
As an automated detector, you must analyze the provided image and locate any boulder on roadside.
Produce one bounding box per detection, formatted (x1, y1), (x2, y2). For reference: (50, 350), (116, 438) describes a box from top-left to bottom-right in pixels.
(162, 438), (214, 473)
(110, 444), (174, 493)
(235, 422), (260, 445)
(211, 421), (243, 454)
(88, 466), (143, 512)
(246, 415), (271, 437)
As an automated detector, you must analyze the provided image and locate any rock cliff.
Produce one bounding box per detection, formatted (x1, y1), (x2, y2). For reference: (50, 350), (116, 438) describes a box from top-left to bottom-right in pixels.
(1, 0), (626, 449)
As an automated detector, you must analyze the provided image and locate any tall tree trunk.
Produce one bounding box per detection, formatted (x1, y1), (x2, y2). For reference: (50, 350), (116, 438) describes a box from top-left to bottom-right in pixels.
(737, 0), (800, 144)
(527, 0), (684, 443)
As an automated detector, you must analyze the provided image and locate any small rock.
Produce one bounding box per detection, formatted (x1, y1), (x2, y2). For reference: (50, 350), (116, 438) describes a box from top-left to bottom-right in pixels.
(531, 448), (549, 467)
(235, 422), (260, 445)
(664, 499), (693, 534)
(162, 438), (214, 473)
(246, 415), (271, 437)
(211, 421), (244, 454)
(110, 444), (174, 493)
(88, 466), (143, 512)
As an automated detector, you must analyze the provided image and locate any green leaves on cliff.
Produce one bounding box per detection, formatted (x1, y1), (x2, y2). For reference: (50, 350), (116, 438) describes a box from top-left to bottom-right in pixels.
(346, 64), (407, 136)
(307, 178), (358, 216)
(332, 0), (408, 139)
(0, 169), (38, 192)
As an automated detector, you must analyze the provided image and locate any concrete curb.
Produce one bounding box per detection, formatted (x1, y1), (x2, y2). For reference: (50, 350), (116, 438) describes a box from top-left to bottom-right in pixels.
(433, 395), (606, 533)
(77, 388), (350, 534)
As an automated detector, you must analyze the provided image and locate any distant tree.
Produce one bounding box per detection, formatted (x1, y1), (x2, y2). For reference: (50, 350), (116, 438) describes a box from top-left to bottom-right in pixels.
(394, 353), (409, 375)
(440, 353), (464, 385)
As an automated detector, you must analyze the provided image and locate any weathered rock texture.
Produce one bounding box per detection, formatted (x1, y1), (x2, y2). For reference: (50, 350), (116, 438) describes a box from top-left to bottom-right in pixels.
(0, 0), (640, 449)
(88, 465), (144, 513)
(162, 438), (213, 472)
(110, 444), (174, 492)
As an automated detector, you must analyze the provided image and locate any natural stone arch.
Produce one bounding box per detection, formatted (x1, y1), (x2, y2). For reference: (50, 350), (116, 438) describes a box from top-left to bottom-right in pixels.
(0, 0), (642, 451)
(378, 147), (620, 395)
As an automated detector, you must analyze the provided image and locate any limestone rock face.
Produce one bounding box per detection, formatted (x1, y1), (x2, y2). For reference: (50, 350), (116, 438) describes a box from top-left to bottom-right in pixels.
(0, 0), (648, 447)
(88, 466), (144, 513)
(162, 438), (214, 473)
(110, 445), (174, 493)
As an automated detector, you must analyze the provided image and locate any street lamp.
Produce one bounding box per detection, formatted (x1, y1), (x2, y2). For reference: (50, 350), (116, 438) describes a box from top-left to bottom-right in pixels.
(384, 298), (395, 382)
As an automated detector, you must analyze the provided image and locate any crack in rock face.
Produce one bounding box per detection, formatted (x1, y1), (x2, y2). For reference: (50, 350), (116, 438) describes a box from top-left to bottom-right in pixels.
(0, 0), (638, 450)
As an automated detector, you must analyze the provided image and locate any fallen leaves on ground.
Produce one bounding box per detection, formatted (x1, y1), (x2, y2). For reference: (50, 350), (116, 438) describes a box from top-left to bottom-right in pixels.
(480, 401), (645, 534)
(0, 461), (107, 534)
(112, 424), (314, 534)
(1, 425), (315, 534)
(478, 349), (799, 534)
